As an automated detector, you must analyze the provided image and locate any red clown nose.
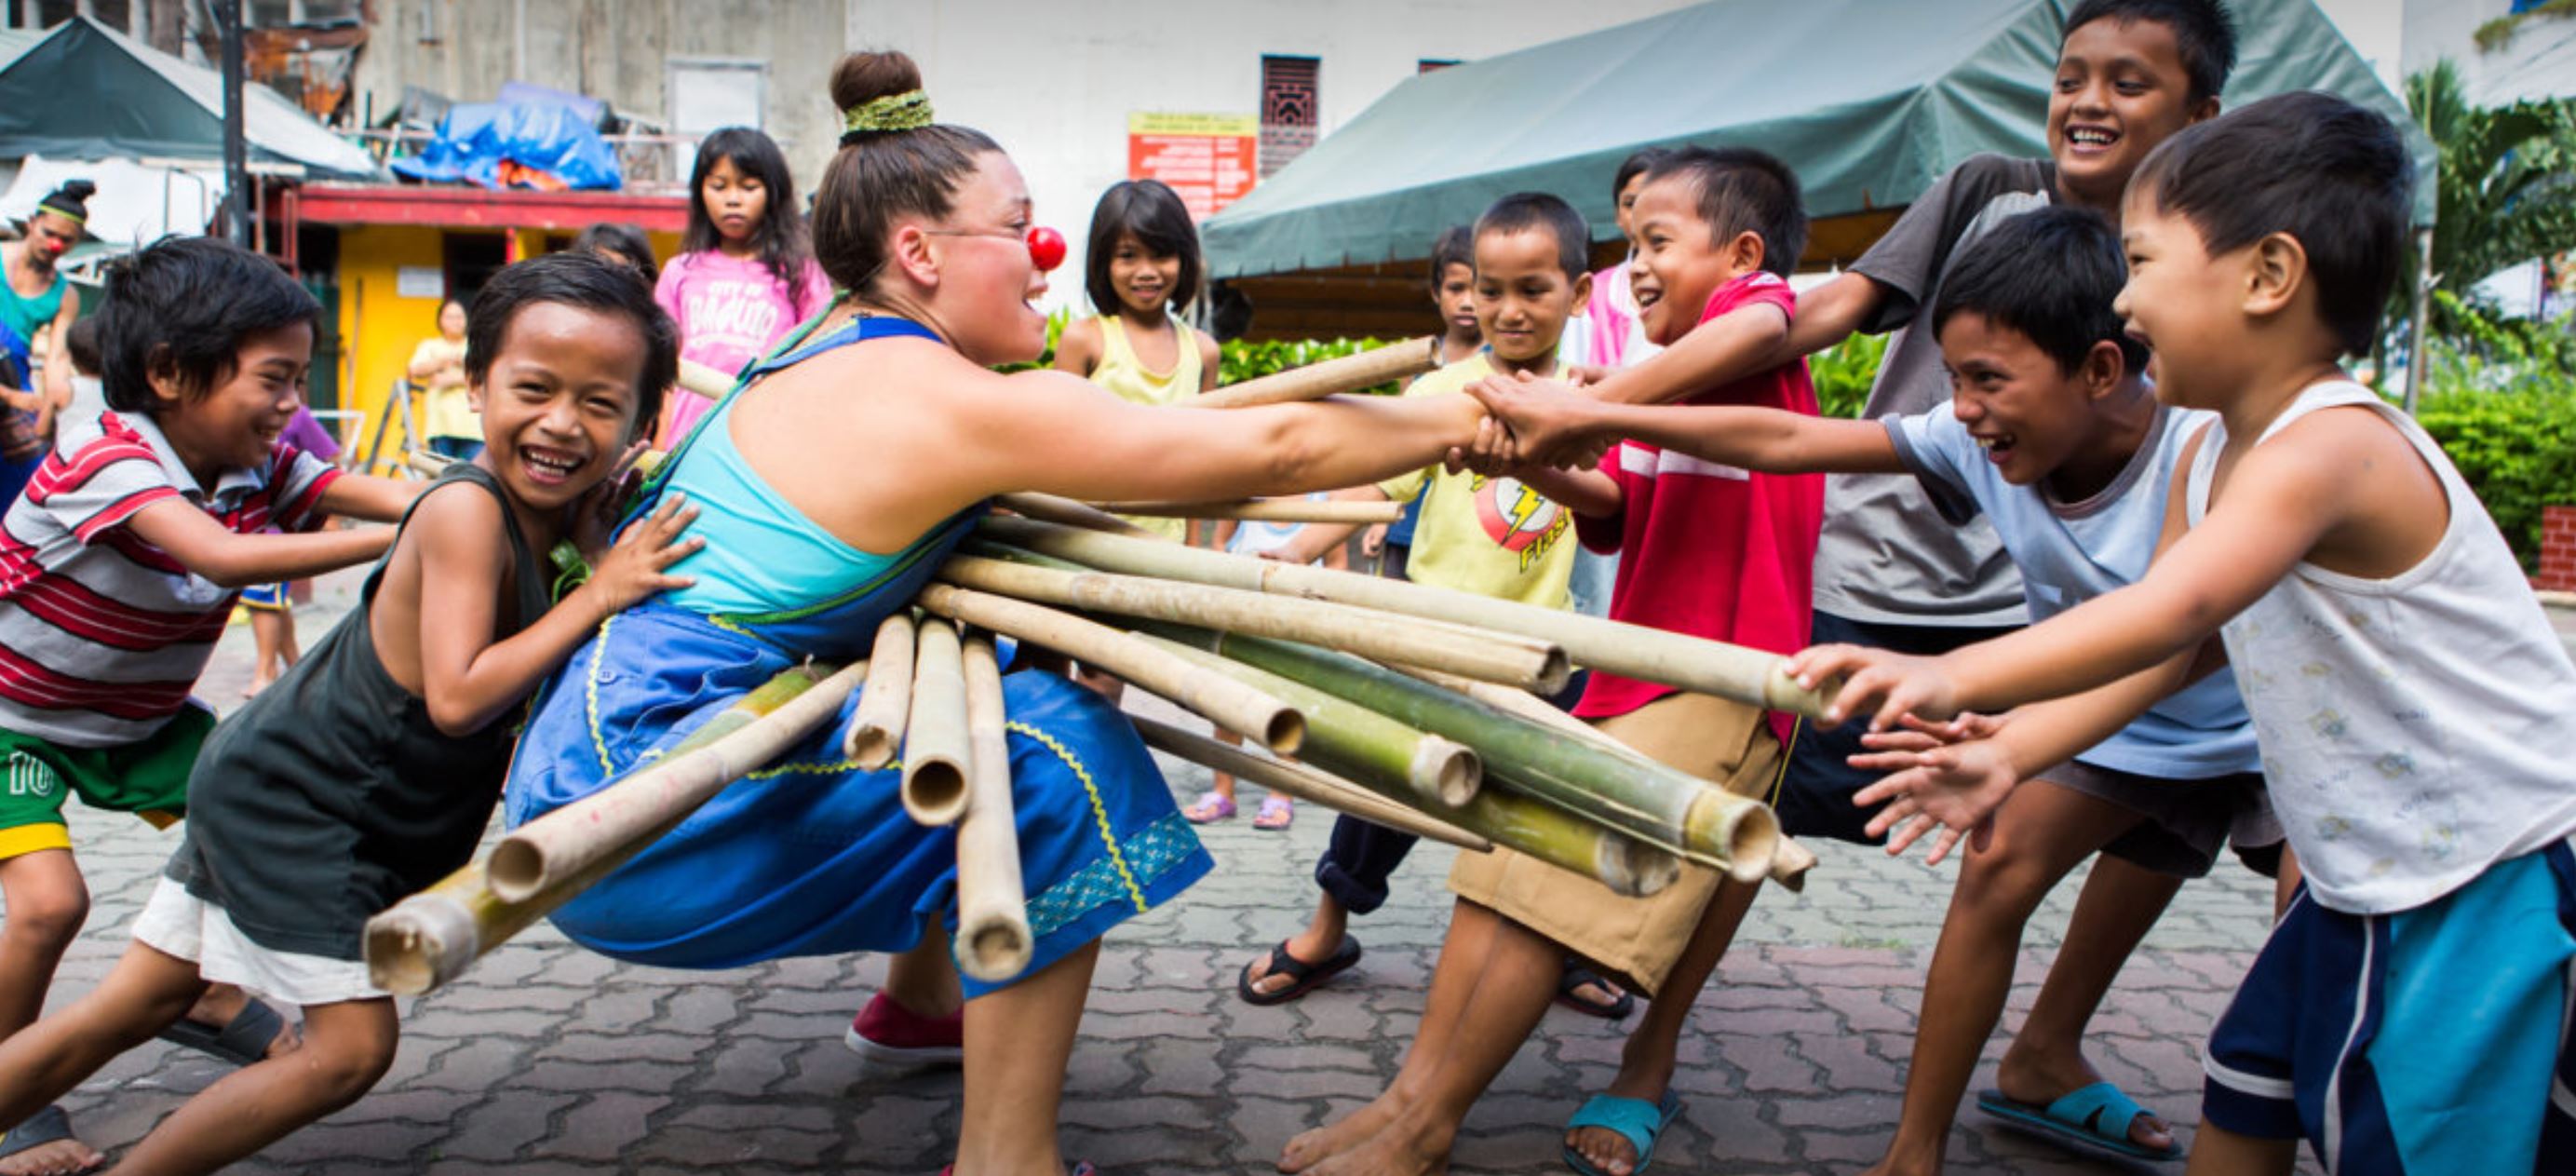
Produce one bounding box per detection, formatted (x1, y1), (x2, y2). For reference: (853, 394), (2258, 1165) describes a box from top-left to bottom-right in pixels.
(1026, 225), (1067, 273)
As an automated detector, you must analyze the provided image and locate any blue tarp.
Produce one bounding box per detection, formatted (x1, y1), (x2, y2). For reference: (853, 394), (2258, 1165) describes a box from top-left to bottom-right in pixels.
(391, 101), (621, 191)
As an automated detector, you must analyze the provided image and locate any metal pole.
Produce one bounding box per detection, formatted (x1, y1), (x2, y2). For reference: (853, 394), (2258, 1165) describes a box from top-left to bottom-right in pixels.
(217, 0), (249, 247)
(2404, 224), (2434, 414)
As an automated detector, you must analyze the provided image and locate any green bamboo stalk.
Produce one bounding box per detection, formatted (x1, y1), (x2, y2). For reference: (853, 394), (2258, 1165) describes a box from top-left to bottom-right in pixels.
(977, 516), (1836, 721)
(1138, 634), (1478, 807)
(371, 667), (833, 995)
(1140, 622), (1779, 883)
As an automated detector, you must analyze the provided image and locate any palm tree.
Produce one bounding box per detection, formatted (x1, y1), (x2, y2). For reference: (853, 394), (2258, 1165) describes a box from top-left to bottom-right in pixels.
(2406, 60), (2576, 320)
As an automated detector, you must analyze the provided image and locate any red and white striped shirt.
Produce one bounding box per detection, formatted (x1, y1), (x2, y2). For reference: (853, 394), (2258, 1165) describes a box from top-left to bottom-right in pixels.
(0, 411), (339, 746)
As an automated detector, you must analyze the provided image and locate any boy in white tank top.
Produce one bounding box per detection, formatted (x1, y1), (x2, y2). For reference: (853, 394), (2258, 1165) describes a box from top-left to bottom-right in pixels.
(1798, 93), (2576, 1176)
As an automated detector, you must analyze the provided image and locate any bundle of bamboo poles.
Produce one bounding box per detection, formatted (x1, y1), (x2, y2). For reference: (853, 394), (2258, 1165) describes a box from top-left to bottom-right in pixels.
(362, 338), (1836, 996)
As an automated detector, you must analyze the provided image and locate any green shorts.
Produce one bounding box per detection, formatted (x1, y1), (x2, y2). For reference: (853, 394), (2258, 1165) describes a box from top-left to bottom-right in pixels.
(0, 706), (216, 861)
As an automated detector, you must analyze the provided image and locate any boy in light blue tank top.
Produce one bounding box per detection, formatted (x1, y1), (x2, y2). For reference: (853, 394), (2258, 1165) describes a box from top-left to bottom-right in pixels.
(1469, 208), (2271, 1169)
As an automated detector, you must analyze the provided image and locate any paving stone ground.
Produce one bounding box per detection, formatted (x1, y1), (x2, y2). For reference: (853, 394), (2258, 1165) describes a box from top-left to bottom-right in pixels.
(30, 565), (2450, 1173)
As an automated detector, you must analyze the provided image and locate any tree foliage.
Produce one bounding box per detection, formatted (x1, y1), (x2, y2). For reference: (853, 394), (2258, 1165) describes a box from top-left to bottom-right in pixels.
(2406, 60), (2576, 326)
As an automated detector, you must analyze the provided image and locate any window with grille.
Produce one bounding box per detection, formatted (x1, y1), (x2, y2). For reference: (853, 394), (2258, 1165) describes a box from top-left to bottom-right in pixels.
(1260, 55), (1319, 178)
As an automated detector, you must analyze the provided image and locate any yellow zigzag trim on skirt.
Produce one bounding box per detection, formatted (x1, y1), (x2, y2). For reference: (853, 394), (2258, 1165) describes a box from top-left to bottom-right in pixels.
(1008, 720), (1148, 914)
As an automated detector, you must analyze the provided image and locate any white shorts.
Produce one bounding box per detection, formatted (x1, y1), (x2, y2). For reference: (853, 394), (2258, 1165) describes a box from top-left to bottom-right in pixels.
(131, 876), (385, 1007)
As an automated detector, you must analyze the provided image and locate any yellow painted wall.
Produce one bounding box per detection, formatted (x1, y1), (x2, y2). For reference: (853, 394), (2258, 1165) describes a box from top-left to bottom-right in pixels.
(332, 225), (685, 466)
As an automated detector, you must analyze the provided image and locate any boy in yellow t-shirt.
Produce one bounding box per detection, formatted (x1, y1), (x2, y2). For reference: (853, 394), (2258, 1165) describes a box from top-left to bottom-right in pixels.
(1234, 194), (1626, 1018)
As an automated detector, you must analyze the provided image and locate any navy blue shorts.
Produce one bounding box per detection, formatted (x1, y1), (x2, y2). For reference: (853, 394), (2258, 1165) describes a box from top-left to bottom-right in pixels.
(2203, 838), (2576, 1173)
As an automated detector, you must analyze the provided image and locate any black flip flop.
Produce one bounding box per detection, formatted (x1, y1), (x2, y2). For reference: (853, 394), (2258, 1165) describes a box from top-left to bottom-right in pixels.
(1236, 936), (1363, 1007)
(0, 1104), (88, 1169)
(1555, 964), (1637, 1020)
(155, 998), (287, 1066)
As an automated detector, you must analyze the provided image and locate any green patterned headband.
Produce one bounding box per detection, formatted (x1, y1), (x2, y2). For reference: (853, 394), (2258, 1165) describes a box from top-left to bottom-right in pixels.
(842, 89), (935, 141)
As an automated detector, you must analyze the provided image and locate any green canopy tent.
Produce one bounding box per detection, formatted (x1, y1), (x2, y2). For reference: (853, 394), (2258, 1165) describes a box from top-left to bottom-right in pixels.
(1205, 0), (2433, 341)
(0, 16), (380, 181)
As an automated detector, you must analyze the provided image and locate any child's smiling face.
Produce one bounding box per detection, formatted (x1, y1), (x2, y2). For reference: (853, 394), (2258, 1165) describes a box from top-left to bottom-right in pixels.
(1471, 228), (1586, 372)
(1106, 231), (1182, 318)
(1626, 173), (1764, 347)
(2048, 17), (2212, 210)
(1935, 311), (2116, 490)
(151, 320), (312, 483)
(2114, 185), (2239, 412)
(472, 303), (648, 514)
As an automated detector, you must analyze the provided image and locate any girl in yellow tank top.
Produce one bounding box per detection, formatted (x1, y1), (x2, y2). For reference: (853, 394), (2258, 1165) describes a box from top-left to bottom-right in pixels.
(1053, 180), (1221, 544)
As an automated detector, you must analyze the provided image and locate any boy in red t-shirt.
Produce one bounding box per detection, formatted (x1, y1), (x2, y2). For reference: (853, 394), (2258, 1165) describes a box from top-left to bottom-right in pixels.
(1282, 146), (1819, 1176)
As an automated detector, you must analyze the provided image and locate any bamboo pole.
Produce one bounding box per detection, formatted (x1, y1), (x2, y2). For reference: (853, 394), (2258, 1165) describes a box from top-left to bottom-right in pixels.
(955, 633), (1032, 982)
(1140, 634), (1479, 807)
(1458, 783), (1681, 898)
(993, 493), (1168, 541)
(913, 583), (1304, 754)
(903, 618), (973, 827)
(939, 554), (1568, 694)
(1130, 716), (1490, 853)
(1192, 336), (1438, 409)
(678, 358), (735, 402)
(842, 613), (919, 767)
(486, 663), (860, 902)
(381, 669), (832, 993)
(406, 450), (454, 477)
(978, 517), (1837, 720)
(1398, 666), (1819, 891)
(1143, 623), (1778, 883)
(1088, 499), (1406, 525)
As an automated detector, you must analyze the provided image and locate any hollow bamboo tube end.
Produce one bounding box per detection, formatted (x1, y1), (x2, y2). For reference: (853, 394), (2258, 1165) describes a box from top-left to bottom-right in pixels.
(1531, 648), (1573, 697)
(1261, 709), (1307, 756)
(485, 838), (548, 903)
(901, 759), (969, 827)
(1768, 834), (1819, 892)
(844, 723), (897, 770)
(363, 895), (478, 996)
(1761, 661), (1840, 721)
(1409, 736), (1481, 807)
(1722, 804), (1782, 885)
(959, 917), (1035, 983)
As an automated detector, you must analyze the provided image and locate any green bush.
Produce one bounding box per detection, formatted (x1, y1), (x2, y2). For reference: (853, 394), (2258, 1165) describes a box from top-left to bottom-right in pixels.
(1221, 336), (1403, 395)
(2409, 299), (2576, 571)
(1807, 331), (1885, 419)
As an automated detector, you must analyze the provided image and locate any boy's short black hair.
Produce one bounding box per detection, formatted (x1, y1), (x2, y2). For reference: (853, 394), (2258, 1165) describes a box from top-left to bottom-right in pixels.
(1427, 225), (1474, 287)
(1645, 146), (1808, 277)
(1474, 193), (1590, 279)
(465, 252), (679, 432)
(1612, 146), (1676, 203)
(1933, 207), (2149, 377)
(2063, 0), (2238, 106)
(95, 236), (319, 413)
(63, 317), (100, 377)
(2131, 90), (2413, 357)
(1083, 179), (1204, 316)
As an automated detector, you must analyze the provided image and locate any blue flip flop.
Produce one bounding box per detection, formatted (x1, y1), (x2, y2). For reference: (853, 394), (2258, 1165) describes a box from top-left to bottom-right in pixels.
(1976, 1082), (2182, 1162)
(1561, 1089), (1683, 1175)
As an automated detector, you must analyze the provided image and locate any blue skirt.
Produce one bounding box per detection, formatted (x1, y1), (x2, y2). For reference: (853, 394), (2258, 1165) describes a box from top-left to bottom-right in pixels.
(503, 605), (1211, 996)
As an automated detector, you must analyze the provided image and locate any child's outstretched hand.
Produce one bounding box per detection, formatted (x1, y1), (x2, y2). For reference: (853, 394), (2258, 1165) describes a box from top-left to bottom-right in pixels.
(1464, 372), (1608, 469)
(1444, 413), (1521, 477)
(1787, 644), (1963, 732)
(584, 492), (702, 613)
(1846, 714), (2018, 865)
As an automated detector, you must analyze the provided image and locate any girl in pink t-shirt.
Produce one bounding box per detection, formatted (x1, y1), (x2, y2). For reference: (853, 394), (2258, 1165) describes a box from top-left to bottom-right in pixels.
(654, 128), (833, 441)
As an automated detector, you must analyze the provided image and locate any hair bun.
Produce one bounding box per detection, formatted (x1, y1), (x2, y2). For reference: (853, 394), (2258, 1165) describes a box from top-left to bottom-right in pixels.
(831, 50), (924, 116)
(58, 180), (96, 202)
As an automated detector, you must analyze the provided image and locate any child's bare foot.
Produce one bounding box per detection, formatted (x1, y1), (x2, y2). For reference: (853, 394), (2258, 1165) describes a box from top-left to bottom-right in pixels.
(1279, 1091), (1408, 1172)
(1994, 1048), (2172, 1153)
(1305, 1108), (1451, 1176)
(0, 1106), (104, 1176)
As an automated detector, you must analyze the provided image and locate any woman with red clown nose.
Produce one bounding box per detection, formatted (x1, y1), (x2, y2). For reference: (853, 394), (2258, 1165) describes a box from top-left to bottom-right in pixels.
(0, 180), (89, 507)
(503, 49), (1497, 1176)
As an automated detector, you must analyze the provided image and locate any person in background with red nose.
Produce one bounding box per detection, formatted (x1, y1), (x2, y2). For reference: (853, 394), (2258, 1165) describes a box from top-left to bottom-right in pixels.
(0, 180), (93, 507)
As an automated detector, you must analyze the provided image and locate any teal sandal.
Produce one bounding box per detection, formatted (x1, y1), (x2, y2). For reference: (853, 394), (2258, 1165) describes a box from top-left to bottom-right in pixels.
(1976, 1082), (2181, 1162)
(1561, 1089), (1682, 1175)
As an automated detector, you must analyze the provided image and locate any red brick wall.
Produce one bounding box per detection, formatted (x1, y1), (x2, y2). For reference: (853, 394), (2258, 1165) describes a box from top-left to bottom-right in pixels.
(2540, 505), (2576, 592)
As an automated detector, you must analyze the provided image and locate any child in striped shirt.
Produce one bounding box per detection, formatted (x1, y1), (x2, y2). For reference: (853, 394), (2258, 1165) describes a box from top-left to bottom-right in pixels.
(0, 237), (420, 1173)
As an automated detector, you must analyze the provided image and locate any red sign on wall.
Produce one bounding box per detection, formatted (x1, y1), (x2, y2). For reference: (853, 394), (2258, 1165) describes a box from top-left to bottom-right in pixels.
(1127, 113), (1259, 220)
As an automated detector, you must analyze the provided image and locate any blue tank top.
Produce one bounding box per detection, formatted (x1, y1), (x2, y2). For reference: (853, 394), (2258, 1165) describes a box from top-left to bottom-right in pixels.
(654, 315), (962, 621)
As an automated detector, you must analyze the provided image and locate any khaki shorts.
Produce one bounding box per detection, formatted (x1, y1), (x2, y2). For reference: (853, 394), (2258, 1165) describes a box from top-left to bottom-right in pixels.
(1448, 690), (1782, 997)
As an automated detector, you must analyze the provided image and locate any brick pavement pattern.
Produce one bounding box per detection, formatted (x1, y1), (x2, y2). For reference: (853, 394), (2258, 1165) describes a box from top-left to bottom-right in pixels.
(30, 568), (2340, 1174)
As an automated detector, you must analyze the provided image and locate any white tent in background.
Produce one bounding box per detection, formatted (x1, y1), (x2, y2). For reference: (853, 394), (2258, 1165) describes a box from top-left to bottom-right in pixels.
(0, 155), (224, 245)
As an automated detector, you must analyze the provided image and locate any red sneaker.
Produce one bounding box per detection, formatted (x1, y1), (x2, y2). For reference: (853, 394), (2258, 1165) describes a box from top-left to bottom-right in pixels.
(845, 991), (964, 1068)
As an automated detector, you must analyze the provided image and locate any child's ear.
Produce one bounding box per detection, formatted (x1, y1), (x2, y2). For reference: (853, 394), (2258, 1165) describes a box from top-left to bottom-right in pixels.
(2082, 339), (2126, 399)
(2243, 231), (2308, 320)
(465, 380), (485, 413)
(1726, 230), (1767, 276)
(1569, 270), (1595, 314)
(142, 344), (189, 406)
(2186, 96), (2222, 126)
